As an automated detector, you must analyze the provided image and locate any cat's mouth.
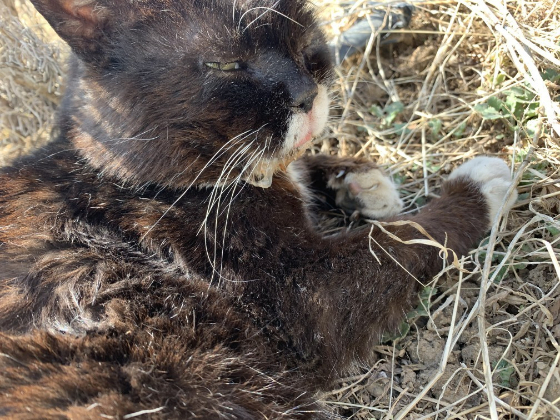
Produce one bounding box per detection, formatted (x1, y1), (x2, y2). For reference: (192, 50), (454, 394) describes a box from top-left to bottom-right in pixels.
(294, 127), (315, 149)
(243, 148), (307, 188)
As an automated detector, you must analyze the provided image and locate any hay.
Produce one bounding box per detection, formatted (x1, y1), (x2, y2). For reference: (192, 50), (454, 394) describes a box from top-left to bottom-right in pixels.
(0, 0), (67, 165)
(1, 0), (560, 418)
(315, 0), (560, 418)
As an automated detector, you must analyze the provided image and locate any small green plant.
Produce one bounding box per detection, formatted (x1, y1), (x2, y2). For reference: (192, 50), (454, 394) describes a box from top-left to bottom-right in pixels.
(428, 118), (442, 139)
(451, 121), (467, 138)
(369, 101), (413, 135)
(370, 101), (404, 129)
(517, 156), (549, 187)
(477, 238), (511, 283)
(547, 226), (560, 237)
(475, 69), (560, 138)
(474, 85), (539, 135)
(541, 68), (560, 83)
(495, 359), (516, 388)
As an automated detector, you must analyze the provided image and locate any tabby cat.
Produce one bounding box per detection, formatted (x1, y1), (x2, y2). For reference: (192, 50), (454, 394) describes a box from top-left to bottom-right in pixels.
(0, 0), (516, 418)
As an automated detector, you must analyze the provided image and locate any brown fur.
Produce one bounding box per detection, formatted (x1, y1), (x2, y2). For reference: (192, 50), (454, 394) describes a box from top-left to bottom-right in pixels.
(0, 1), (493, 418)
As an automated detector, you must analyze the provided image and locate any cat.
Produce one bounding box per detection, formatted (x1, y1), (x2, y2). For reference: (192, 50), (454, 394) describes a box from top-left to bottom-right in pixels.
(0, 0), (517, 418)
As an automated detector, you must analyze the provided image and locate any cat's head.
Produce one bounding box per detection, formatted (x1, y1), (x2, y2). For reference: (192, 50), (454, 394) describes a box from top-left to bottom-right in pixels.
(32, 0), (332, 188)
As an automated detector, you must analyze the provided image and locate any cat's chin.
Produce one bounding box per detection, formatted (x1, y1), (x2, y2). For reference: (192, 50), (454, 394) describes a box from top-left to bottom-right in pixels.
(243, 147), (308, 188)
(242, 84), (329, 189)
(244, 133), (320, 189)
(294, 131), (314, 149)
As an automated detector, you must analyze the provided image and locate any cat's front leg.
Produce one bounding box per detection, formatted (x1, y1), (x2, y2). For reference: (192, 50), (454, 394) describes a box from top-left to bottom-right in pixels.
(290, 154), (403, 220)
(447, 156), (518, 227)
(255, 156), (517, 383)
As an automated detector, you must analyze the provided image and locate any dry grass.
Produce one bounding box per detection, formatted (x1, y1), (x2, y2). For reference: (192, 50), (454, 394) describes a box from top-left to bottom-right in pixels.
(1, 0), (559, 418)
(316, 0), (560, 418)
(0, 0), (67, 166)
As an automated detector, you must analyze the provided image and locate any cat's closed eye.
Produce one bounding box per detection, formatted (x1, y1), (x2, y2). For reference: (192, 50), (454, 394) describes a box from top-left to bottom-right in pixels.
(204, 61), (243, 71)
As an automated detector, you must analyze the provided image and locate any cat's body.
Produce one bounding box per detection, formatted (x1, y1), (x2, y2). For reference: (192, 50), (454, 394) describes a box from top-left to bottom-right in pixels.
(0, 1), (516, 418)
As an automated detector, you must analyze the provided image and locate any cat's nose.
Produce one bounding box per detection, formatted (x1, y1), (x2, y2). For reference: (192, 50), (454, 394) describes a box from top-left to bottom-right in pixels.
(291, 87), (318, 113)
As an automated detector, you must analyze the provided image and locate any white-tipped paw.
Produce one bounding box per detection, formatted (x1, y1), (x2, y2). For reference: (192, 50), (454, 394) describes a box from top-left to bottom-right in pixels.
(448, 156), (517, 227)
(330, 168), (403, 219)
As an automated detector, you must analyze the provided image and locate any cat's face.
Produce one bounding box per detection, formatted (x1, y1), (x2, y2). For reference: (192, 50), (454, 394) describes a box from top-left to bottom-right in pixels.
(33, 0), (332, 188)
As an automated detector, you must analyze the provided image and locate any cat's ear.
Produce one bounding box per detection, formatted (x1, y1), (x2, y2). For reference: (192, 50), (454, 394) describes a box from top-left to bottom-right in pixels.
(30, 0), (114, 61)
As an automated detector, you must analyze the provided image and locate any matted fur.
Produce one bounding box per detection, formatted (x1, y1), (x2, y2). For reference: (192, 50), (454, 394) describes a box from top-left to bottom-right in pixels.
(0, 0), (515, 418)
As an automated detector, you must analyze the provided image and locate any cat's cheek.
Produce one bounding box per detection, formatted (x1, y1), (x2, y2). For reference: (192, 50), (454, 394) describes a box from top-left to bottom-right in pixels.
(311, 85), (329, 136)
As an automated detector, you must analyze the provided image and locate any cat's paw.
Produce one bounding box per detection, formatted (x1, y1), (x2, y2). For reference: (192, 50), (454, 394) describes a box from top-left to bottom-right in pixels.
(329, 166), (403, 219)
(448, 156), (517, 226)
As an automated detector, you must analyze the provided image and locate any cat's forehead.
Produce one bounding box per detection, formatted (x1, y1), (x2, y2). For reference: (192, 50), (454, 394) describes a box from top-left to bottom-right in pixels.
(144, 0), (317, 55)
(185, 0), (311, 23)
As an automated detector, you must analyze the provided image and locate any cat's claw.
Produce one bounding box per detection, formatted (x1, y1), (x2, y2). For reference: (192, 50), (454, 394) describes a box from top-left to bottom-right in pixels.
(448, 156), (517, 227)
(330, 166), (403, 219)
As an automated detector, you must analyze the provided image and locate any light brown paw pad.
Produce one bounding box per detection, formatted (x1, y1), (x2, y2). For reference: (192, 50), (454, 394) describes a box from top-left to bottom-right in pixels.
(331, 168), (403, 219)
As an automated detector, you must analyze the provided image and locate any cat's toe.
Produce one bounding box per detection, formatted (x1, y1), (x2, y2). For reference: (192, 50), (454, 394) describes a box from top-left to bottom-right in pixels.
(334, 168), (403, 219)
(448, 156), (517, 227)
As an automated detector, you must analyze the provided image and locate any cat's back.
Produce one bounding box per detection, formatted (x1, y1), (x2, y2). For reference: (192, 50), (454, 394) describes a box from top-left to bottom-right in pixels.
(0, 138), (153, 329)
(0, 138), (78, 249)
(0, 165), (156, 340)
(0, 147), (317, 417)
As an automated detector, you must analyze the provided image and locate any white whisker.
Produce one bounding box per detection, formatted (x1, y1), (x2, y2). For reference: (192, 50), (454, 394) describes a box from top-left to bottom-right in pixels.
(238, 4), (302, 33)
(105, 127), (160, 145)
(140, 129), (257, 241)
(213, 144), (267, 287)
(241, 1), (280, 33)
(201, 129), (274, 285)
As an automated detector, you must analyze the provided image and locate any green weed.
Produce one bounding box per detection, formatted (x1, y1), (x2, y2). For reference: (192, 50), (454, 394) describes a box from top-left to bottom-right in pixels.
(475, 69), (560, 138)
